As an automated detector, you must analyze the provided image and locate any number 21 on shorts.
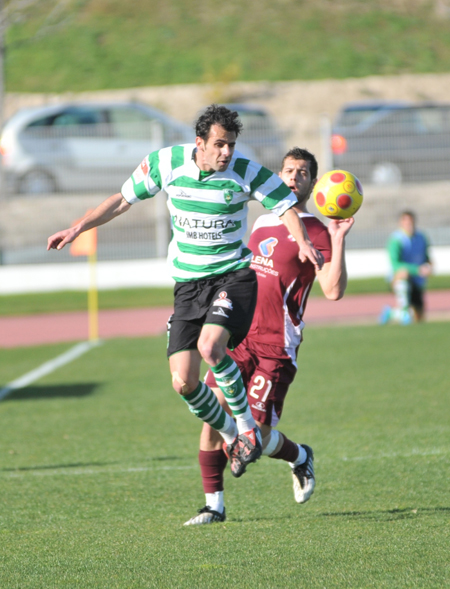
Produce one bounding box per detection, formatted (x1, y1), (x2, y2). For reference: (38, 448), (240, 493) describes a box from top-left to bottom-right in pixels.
(249, 375), (272, 403)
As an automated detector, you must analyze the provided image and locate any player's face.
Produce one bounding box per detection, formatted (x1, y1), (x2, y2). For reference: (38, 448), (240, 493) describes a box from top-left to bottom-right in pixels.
(195, 124), (237, 172)
(400, 214), (415, 236)
(279, 158), (316, 204)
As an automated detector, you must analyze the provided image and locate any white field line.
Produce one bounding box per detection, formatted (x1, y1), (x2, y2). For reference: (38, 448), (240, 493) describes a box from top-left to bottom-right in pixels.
(341, 447), (448, 462)
(0, 340), (103, 401)
(1, 448), (447, 480)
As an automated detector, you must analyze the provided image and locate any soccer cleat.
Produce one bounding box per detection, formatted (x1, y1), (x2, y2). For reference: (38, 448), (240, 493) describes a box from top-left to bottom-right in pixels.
(400, 309), (413, 325)
(379, 305), (392, 325)
(183, 505), (226, 526)
(223, 426), (263, 478)
(223, 438), (246, 478)
(238, 426), (263, 466)
(292, 444), (315, 504)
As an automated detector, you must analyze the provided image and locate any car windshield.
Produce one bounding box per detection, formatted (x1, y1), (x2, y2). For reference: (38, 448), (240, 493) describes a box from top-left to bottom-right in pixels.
(334, 108), (380, 127)
(108, 107), (159, 140)
(237, 111), (277, 133)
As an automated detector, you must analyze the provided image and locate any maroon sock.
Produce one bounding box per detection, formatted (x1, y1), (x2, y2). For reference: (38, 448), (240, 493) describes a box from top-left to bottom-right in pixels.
(199, 449), (228, 494)
(270, 433), (300, 463)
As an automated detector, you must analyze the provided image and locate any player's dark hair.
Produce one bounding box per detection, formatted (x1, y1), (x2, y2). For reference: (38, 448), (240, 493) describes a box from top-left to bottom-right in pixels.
(400, 210), (416, 220)
(281, 147), (318, 180)
(195, 104), (243, 140)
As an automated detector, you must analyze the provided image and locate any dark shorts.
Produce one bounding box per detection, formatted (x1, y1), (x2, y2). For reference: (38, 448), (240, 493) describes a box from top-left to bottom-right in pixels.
(409, 279), (425, 312)
(205, 337), (297, 427)
(167, 267), (257, 357)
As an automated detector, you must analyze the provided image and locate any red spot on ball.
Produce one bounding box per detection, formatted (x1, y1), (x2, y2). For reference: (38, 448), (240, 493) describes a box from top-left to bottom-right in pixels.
(330, 172), (346, 183)
(337, 193), (352, 209)
(315, 191), (326, 206)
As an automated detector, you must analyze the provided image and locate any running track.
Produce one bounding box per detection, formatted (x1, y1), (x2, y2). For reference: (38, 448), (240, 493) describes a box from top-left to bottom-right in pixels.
(1, 291), (449, 348)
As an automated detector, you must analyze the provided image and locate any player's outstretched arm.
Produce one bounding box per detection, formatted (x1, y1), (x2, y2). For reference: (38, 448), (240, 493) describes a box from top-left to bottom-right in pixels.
(316, 217), (354, 300)
(47, 193), (131, 251)
(280, 207), (324, 270)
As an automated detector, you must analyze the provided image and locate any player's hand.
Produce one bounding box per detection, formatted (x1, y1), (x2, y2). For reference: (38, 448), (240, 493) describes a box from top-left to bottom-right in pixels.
(419, 263), (432, 278)
(47, 227), (79, 251)
(327, 217), (355, 238)
(298, 241), (324, 270)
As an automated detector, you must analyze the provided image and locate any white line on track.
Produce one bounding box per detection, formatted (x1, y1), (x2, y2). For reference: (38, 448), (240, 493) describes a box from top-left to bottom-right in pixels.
(0, 340), (103, 401)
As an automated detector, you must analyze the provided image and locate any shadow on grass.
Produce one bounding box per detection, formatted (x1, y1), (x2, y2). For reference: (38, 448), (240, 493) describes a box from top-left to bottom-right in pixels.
(1, 457), (192, 474)
(319, 506), (450, 520)
(4, 382), (99, 401)
(231, 506), (450, 525)
(147, 456), (186, 462)
(0, 460), (118, 473)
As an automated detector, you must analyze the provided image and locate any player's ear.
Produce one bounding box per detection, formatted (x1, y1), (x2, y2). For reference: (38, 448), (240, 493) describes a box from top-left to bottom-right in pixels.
(307, 178), (317, 199)
(195, 136), (205, 151)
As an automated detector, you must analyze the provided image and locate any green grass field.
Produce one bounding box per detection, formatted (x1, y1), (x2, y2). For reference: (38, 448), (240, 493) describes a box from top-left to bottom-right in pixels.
(1, 275), (450, 317)
(1, 323), (449, 588)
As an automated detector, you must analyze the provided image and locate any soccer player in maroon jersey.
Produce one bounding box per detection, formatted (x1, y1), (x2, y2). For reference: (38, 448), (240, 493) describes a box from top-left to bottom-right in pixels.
(184, 147), (354, 525)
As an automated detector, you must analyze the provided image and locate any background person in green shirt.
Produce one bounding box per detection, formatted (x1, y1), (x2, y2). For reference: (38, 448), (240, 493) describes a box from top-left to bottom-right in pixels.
(380, 210), (432, 324)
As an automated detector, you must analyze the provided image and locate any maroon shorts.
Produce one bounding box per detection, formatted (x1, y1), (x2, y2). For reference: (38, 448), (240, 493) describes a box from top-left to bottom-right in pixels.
(205, 337), (297, 427)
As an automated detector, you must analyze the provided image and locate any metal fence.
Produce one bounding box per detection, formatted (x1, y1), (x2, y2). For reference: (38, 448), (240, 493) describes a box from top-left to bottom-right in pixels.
(1, 111), (449, 267)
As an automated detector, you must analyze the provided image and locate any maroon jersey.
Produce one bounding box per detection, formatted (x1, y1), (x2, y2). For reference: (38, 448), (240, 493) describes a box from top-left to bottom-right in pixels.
(247, 212), (332, 360)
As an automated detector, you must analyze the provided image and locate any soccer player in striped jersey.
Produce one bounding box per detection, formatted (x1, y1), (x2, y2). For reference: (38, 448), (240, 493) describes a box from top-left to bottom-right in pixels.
(184, 147), (354, 525)
(47, 106), (324, 480)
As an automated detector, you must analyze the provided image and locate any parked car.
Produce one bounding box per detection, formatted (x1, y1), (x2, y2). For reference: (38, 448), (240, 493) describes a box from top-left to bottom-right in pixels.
(331, 101), (450, 185)
(222, 103), (285, 171)
(0, 101), (259, 195)
(0, 102), (196, 194)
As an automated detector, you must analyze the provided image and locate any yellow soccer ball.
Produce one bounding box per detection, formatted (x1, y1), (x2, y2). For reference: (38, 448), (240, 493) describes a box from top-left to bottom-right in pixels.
(313, 170), (363, 219)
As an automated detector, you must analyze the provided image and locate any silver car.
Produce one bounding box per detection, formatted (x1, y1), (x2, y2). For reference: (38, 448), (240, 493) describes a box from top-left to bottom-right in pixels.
(1, 102), (259, 195)
(1, 101), (198, 194)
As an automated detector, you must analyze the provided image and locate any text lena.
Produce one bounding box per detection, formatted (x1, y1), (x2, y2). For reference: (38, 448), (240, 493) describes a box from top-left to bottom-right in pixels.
(252, 255), (274, 268)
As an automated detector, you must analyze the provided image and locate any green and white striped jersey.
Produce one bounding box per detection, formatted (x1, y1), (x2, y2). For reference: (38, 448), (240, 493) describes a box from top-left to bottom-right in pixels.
(121, 144), (296, 282)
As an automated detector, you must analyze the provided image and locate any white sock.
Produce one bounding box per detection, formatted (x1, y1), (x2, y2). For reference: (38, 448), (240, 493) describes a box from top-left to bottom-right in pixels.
(394, 279), (409, 310)
(205, 491), (224, 514)
(289, 444), (307, 468)
(218, 415), (238, 445)
(392, 307), (412, 323)
(235, 407), (256, 434)
(262, 429), (281, 456)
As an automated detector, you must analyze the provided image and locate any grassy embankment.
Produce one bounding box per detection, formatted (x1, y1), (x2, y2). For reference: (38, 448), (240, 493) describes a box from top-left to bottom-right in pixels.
(6, 0), (450, 93)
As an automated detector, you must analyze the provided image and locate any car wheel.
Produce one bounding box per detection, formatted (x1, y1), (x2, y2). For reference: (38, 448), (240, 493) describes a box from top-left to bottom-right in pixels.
(19, 170), (57, 194)
(370, 162), (402, 185)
